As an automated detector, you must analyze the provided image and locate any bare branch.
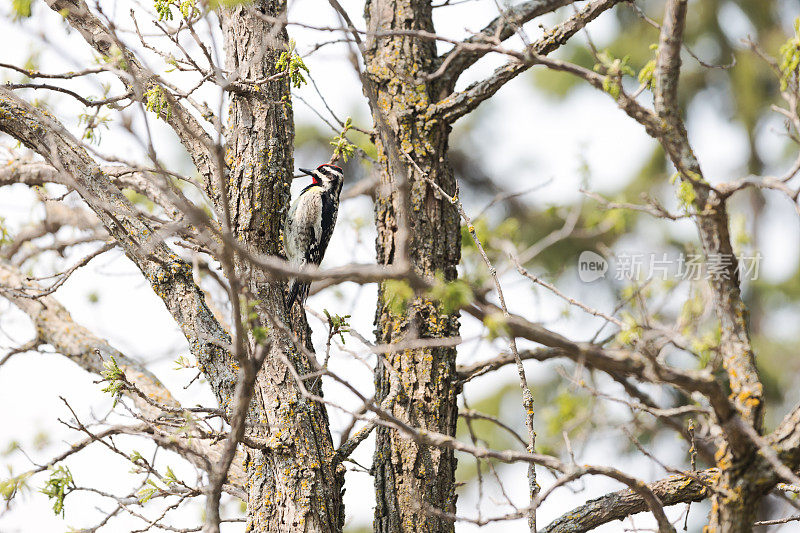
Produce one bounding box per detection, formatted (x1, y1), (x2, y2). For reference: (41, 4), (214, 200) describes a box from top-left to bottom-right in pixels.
(509, 255), (624, 327)
(204, 343), (269, 533)
(457, 348), (566, 382)
(0, 62), (107, 79)
(462, 302), (743, 440)
(0, 161), (193, 222)
(653, 0), (687, 130)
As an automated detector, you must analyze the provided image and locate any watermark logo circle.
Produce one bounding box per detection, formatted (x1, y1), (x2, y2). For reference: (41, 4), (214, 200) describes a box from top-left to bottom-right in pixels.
(578, 251), (608, 282)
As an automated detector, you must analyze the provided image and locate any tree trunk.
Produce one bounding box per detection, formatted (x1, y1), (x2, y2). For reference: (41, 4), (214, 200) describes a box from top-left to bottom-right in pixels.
(363, 2), (462, 531)
(708, 476), (762, 532)
(221, 2), (343, 530)
(707, 452), (776, 533)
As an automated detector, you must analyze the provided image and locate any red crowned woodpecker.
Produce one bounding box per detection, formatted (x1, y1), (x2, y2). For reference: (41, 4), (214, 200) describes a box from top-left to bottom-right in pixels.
(284, 164), (344, 308)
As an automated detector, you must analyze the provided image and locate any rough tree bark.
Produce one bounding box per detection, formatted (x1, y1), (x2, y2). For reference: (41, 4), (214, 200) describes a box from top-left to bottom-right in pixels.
(2, 0), (345, 530)
(219, 2), (343, 531)
(363, 1), (462, 532)
(9, 0), (788, 531)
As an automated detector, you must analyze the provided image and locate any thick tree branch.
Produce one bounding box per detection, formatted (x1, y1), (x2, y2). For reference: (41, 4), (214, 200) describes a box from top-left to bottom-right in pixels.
(0, 258), (247, 496)
(541, 468), (718, 533)
(653, 0), (684, 114)
(0, 86), (239, 407)
(0, 161), (189, 223)
(429, 0), (625, 124)
(44, 0), (220, 190)
(653, 0), (762, 440)
(0, 259), (174, 414)
(463, 302), (752, 452)
(436, 0), (573, 86)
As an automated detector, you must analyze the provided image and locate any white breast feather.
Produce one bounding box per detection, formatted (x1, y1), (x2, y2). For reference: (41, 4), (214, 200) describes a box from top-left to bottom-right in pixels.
(286, 187), (323, 264)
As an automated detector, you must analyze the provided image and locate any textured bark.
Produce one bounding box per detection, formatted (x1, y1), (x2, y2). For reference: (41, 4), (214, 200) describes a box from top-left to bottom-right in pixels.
(0, 86), (239, 410)
(709, 470), (762, 533)
(363, 2), (462, 532)
(542, 469), (719, 533)
(219, 2), (343, 531)
(4, 1), (344, 528)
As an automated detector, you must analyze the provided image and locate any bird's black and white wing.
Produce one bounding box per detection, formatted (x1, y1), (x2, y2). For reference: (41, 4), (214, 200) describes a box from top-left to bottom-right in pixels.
(285, 184), (323, 307)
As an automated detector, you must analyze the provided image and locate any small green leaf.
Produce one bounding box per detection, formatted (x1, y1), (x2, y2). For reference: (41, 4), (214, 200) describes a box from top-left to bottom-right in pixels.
(179, 0), (195, 18)
(276, 40), (310, 89)
(593, 50), (635, 99)
(144, 85), (172, 121)
(164, 466), (179, 486)
(615, 312), (641, 345)
(78, 113), (111, 145)
(173, 355), (192, 369)
(638, 58), (656, 89)
(330, 136), (355, 162)
(779, 18), (800, 91)
(137, 481), (159, 504)
(324, 309), (351, 344)
(40, 466), (73, 516)
(153, 0), (173, 21)
(428, 277), (472, 314)
(11, 0), (32, 19)
(100, 355), (125, 406)
(1, 472), (31, 502)
(483, 312), (509, 340)
(0, 217), (11, 246)
(384, 280), (414, 315)
(676, 180), (697, 211)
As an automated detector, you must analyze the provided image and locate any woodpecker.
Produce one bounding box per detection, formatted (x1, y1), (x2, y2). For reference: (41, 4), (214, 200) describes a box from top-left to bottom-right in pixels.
(284, 163), (344, 309)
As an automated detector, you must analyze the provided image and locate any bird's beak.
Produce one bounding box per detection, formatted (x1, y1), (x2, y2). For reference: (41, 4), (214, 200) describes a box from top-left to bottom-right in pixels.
(299, 168), (314, 175)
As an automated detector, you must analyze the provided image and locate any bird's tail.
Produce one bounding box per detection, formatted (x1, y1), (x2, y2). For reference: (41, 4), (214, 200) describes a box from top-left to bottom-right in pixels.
(286, 279), (310, 309)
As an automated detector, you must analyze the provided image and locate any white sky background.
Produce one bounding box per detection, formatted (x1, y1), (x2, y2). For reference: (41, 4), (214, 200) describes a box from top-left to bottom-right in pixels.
(1, 0), (800, 532)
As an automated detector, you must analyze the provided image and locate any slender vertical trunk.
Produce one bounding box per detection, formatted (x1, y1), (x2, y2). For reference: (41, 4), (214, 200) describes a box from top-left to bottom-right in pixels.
(221, 2), (343, 530)
(363, 2), (462, 531)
